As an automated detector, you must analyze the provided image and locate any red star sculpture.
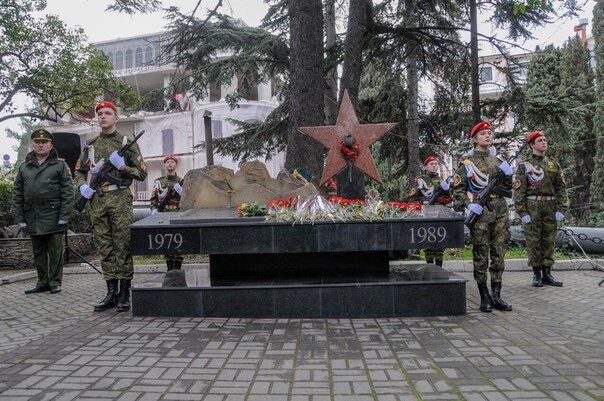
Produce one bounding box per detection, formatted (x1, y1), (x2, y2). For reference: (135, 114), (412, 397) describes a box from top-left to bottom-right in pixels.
(298, 90), (396, 185)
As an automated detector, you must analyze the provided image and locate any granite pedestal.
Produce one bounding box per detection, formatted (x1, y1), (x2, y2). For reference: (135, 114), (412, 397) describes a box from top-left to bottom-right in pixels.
(130, 206), (467, 318)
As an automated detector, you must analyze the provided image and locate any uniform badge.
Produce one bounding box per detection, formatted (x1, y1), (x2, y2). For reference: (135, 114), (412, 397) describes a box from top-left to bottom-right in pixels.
(453, 174), (462, 186)
(65, 165), (72, 176)
(512, 179), (521, 190)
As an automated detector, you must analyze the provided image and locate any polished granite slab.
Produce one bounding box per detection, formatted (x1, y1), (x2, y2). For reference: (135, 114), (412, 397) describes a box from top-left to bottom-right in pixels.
(132, 264), (467, 318)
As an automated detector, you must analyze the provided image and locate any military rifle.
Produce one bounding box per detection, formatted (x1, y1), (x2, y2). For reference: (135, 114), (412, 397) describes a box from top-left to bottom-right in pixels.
(157, 179), (183, 212)
(426, 177), (452, 206)
(74, 130), (145, 213)
(464, 141), (529, 229)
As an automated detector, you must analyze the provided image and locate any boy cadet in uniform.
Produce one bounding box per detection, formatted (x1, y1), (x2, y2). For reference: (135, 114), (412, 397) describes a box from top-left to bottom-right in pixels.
(150, 154), (184, 270)
(74, 100), (147, 312)
(12, 129), (75, 294)
(407, 155), (452, 267)
(452, 121), (514, 313)
(513, 130), (568, 287)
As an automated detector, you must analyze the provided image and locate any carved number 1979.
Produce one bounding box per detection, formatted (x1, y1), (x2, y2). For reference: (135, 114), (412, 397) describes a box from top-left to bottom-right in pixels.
(409, 227), (447, 244)
(147, 233), (183, 250)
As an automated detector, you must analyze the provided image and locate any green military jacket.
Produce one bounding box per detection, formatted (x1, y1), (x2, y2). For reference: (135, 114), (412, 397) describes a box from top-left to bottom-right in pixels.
(407, 172), (452, 205)
(74, 131), (147, 189)
(11, 149), (75, 235)
(150, 174), (182, 211)
(452, 148), (512, 211)
(513, 153), (569, 216)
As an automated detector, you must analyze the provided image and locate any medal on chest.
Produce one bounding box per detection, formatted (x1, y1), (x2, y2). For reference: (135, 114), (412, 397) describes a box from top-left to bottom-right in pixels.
(524, 162), (544, 186)
(463, 159), (489, 194)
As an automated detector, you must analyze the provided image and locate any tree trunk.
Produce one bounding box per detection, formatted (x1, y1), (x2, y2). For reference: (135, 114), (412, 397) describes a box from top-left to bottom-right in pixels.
(406, 54), (420, 186)
(285, 0), (326, 179)
(339, 0), (369, 108)
(590, 1), (604, 219)
(469, 0), (481, 122)
(324, 0), (338, 125)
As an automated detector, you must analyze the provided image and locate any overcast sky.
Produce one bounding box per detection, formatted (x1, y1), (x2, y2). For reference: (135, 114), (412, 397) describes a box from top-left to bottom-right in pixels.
(0, 0), (596, 160)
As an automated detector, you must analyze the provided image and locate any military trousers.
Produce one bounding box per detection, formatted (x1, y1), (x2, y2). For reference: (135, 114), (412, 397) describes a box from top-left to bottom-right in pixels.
(425, 249), (444, 263)
(31, 232), (64, 287)
(470, 198), (509, 286)
(524, 198), (558, 268)
(90, 188), (134, 281)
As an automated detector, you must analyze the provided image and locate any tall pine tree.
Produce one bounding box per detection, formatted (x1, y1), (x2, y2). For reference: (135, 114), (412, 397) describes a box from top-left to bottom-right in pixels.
(590, 0), (604, 225)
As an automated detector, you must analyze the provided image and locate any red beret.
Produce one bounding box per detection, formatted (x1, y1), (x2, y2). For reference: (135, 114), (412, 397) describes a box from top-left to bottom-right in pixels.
(423, 156), (438, 165)
(527, 130), (545, 144)
(163, 155), (178, 164)
(470, 121), (492, 138)
(95, 100), (117, 113)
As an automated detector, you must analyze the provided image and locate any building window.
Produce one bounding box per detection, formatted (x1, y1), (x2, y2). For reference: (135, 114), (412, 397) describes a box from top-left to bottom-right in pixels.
(480, 66), (493, 83)
(209, 82), (221, 102)
(115, 51), (123, 70)
(212, 120), (223, 138)
(145, 46), (154, 64)
(510, 62), (528, 83)
(162, 129), (174, 155)
(237, 71), (259, 101)
(135, 48), (143, 67)
(106, 52), (114, 67)
(125, 49), (133, 69)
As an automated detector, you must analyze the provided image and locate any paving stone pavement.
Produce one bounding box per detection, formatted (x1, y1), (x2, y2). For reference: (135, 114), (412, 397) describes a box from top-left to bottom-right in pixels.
(0, 270), (602, 401)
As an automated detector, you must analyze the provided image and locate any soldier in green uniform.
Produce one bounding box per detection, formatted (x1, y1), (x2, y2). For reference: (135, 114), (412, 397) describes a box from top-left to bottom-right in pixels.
(452, 121), (514, 313)
(74, 100), (147, 312)
(12, 129), (74, 294)
(513, 130), (568, 287)
(407, 155), (452, 267)
(150, 154), (184, 270)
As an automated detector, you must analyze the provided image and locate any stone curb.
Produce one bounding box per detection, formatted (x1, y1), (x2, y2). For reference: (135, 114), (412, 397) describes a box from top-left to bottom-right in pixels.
(1, 259), (602, 285)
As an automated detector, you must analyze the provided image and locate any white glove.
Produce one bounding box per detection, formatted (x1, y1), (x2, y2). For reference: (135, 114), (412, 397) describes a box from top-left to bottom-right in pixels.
(18, 222), (27, 228)
(173, 183), (182, 195)
(58, 220), (68, 225)
(467, 203), (483, 215)
(440, 181), (450, 191)
(80, 184), (94, 199)
(555, 211), (565, 221)
(499, 161), (513, 176)
(109, 151), (126, 170)
(151, 208), (159, 216)
(521, 215), (531, 224)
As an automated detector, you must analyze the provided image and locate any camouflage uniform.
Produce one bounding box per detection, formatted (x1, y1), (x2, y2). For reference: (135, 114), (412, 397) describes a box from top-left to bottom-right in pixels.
(514, 154), (568, 276)
(452, 149), (512, 286)
(407, 172), (452, 265)
(74, 131), (147, 281)
(12, 148), (74, 289)
(150, 174), (183, 268)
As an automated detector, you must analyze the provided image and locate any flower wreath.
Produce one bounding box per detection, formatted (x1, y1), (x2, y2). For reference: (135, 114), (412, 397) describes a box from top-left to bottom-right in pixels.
(340, 138), (360, 161)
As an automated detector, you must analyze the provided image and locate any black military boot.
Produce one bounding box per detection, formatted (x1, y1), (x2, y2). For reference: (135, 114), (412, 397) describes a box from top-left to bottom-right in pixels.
(116, 279), (131, 312)
(166, 260), (174, 271)
(94, 279), (118, 312)
(435, 259), (443, 267)
(491, 282), (513, 311)
(426, 257), (434, 265)
(477, 283), (493, 313)
(173, 260), (182, 270)
(541, 266), (563, 287)
(532, 267), (543, 287)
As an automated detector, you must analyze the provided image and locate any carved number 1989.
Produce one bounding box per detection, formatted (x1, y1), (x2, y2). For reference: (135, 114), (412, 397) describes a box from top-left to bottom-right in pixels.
(147, 233), (183, 250)
(410, 227), (447, 244)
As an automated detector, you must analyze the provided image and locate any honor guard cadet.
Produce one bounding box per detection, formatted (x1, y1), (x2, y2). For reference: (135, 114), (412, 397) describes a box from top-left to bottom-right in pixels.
(513, 130), (568, 287)
(452, 121), (514, 313)
(407, 155), (452, 267)
(12, 129), (75, 294)
(74, 100), (148, 312)
(150, 154), (184, 270)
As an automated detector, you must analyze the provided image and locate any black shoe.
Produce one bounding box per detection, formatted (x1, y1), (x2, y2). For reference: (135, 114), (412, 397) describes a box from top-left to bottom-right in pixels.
(477, 283), (493, 313)
(49, 286), (61, 294)
(426, 258), (434, 264)
(173, 260), (182, 270)
(24, 284), (50, 294)
(541, 266), (563, 287)
(94, 279), (119, 312)
(491, 282), (513, 311)
(116, 279), (131, 313)
(532, 266), (543, 287)
(166, 260), (174, 271)
(435, 259), (443, 267)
